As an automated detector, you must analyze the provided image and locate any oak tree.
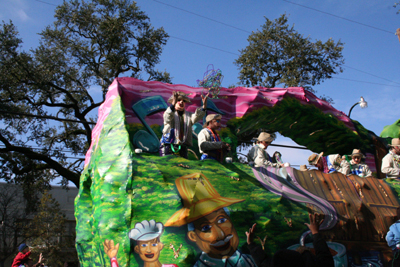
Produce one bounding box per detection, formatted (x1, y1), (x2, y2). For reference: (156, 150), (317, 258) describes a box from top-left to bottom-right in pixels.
(0, 0), (170, 188)
(234, 14), (344, 97)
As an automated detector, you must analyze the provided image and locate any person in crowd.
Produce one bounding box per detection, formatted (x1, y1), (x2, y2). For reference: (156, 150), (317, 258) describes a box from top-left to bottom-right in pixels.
(346, 149), (372, 177)
(245, 214), (334, 267)
(247, 132), (284, 168)
(386, 206), (400, 266)
(12, 243), (32, 267)
(308, 152), (349, 175)
(382, 138), (400, 179)
(198, 114), (231, 162)
(160, 91), (208, 159)
(21, 253), (44, 267)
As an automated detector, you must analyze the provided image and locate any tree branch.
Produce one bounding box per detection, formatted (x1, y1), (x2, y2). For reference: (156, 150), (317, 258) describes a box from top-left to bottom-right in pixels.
(0, 133), (80, 187)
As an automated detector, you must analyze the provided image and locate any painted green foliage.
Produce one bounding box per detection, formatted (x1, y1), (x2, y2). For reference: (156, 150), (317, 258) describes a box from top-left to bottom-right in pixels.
(227, 97), (374, 155)
(75, 94), (134, 267)
(75, 95), (313, 267)
(380, 119), (400, 140)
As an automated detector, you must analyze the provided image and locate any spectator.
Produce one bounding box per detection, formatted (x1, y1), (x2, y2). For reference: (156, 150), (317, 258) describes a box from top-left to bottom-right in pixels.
(198, 114), (231, 162)
(386, 206), (400, 266)
(245, 214), (334, 267)
(21, 253), (44, 267)
(12, 243), (31, 267)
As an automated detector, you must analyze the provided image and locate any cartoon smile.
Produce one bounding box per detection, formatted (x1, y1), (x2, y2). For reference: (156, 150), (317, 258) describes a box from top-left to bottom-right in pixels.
(145, 253), (155, 258)
(210, 235), (233, 251)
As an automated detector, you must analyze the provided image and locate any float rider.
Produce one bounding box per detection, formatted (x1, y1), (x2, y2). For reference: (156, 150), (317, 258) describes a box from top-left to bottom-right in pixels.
(247, 132), (284, 168)
(382, 138), (400, 179)
(160, 91), (208, 159)
(198, 114), (231, 162)
(308, 152), (349, 175)
(346, 149), (372, 177)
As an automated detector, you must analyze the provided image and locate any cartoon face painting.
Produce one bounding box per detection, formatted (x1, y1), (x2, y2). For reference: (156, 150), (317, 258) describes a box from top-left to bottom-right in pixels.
(187, 208), (239, 259)
(134, 237), (164, 263)
(104, 220), (179, 267)
(165, 173), (256, 266)
(128, 220), (166, 267)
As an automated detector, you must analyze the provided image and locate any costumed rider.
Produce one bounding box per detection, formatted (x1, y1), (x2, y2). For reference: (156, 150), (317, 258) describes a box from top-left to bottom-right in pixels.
(160, 91), (208, 159)
(198, 114), (231, 162)
(308, 152), (349, 175)
(382, 138), (400, 179)
(346, 149), (372, 177)
(247, 132), (285, 168)
(165, 173), (257, 267)
(386, 206), (400, 261)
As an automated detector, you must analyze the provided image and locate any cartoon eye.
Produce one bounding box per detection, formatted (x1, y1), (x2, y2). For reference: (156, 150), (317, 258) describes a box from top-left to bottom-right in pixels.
(218, 218), (227, 224)
(152, 243), (157, 247)
(201, 224), (212, 232)
(141, 244), (148, 247)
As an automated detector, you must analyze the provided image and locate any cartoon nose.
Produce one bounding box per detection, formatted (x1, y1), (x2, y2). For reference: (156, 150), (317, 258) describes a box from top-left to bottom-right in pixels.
(146, 243), (152, 252)
(213, 224), (225, 240)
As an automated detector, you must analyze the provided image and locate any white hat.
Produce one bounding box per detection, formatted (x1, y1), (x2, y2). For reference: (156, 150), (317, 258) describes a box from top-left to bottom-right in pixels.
(391, 138), (400, 147)
(351, 149), (365, 158)
(128, 220), (164, 241)
(255, 132), (276, 143)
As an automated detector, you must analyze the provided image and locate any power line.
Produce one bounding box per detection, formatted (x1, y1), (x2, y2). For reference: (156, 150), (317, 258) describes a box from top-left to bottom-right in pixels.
(31, 0), (399, 87)
(282, 0), (394, 35)
(33, 0), (58, 6)
(0, 144), (85, 154)
(170, 36), (239, 56)
(0, 110), (96, 125)
(158, 1), (398, 86)
(0, 145), (86, 159)
(170, 36), (400, 88)
(343, 65), (400, 85)
(333, 77), (400, 87)
(152, 0), (251, 34)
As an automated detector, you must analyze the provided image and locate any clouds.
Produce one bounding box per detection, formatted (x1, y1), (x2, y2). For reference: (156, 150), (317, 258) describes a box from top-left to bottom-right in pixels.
(0, 0), (30, 22)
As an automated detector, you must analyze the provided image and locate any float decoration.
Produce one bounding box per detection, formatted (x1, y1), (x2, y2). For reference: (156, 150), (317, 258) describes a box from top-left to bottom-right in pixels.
(196, 64), (224, 99)
(75, 77), (398, 266)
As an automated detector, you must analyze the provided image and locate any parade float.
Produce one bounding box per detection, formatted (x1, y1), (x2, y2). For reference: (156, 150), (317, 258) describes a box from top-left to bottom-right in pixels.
(75, 77), (399, 267)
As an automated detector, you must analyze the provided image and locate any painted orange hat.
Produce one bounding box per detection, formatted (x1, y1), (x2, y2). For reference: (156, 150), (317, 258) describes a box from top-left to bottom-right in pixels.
(164, 173), (245, 227)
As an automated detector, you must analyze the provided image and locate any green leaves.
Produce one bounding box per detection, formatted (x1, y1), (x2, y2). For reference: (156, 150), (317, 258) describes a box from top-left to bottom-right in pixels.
(0, 0), (170, 188)
(235, 14), (344, 95)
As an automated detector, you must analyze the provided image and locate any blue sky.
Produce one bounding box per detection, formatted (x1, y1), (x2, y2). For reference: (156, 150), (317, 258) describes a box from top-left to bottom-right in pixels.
(1, 0), (399, 167)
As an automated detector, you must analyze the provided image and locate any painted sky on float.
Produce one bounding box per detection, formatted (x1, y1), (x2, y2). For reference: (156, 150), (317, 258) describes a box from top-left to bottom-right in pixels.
(1, 0), (399, 166)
